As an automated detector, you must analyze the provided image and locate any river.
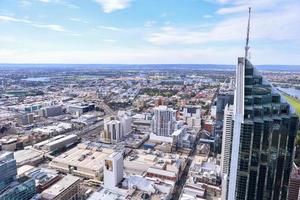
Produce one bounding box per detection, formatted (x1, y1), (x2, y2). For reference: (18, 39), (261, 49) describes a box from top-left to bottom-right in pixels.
(277, 87), (300, 99)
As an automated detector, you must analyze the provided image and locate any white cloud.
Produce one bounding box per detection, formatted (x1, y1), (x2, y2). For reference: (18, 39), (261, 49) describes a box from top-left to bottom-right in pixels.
(203, 14), (213, 18)
(94, 0), (132, 13)
(217, 0), (231, 3)
(21, 0), (32, 7)
(215, 0), (297, 15)
(37, 0), (51, 3)
(98, 25), (123, 31)
(144, 20), (156, 27)
(32, 24), (67, 32)
(69, 17), (88, 24)
(145, 4), (300, 45)
(35, 0), (79, 9)
(0, 36), (16, 43)
(0, 15), (70, 32)
(216, 5), (248, 15)
(0, 15), (31, 23)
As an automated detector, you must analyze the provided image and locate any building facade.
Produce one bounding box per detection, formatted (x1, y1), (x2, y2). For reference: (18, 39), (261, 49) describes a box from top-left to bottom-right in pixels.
(0, 152), (36, 200)
(41, 174), (80, 200)
(288, 164), (300, 200)
(228, 58), (299, 200)
(104, 152), (123, 189)
(151, 106), (176, 137)
(221, 104), (234, 200)
(0, 152), (17, 191)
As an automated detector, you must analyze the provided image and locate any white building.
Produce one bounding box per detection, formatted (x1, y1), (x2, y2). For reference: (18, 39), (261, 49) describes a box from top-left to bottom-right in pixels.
(151, 106), (176, 137)
(119, 114), (132, 137)
(221, 104), (234, 175)
(182, 105), (201, 131)
(103, 119), (122, 143)
(102, 114), (132, 144)
(183, 105), (201, 119)
(220, 104), (233, 200)
(104, 152), (124, 190)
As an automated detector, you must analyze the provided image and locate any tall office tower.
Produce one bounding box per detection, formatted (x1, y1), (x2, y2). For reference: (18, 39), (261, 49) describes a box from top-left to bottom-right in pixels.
(221, 104), (234, 200)
(151, 105), (176, 137)
(104, 152), (124, 189)
(0, 151), (17, 191)
(228, 8), (299, 200)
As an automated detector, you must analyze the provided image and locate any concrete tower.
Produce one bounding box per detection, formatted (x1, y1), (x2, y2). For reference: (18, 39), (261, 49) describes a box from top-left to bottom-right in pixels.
(104, 152), (124, 190)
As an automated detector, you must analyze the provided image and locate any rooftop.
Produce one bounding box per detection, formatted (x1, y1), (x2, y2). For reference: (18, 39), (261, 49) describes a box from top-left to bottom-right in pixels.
(50, 144), (114, 171)
(41, 175), (80, 199)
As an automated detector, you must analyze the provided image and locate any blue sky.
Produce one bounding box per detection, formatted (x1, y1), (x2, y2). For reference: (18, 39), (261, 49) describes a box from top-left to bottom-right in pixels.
(0, 0), (299, 64)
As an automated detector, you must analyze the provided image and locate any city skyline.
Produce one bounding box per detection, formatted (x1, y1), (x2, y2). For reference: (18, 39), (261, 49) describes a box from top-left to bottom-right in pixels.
(0, 0), (299, 65)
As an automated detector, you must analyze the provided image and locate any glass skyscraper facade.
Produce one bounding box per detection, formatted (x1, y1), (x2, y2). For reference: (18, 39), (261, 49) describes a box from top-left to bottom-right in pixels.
(0, 177), (36, 200)
(0, 152), (17, 192)
(0, 151), (36, 200)
(228, 58), (299, 200)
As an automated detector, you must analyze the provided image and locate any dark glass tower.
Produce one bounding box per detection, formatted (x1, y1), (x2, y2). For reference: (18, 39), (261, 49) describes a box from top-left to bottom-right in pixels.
(228, 58), (299, 200)
(227, 8), (299, 200)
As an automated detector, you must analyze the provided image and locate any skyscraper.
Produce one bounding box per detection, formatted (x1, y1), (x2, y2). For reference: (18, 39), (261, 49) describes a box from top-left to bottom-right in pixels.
(221, 104), (234, 175)
(0, 152), (17, 191)
(0, 151), (36, 200)
(221, 104), (234, 200)
(151, 105), (176, 137)
(228, 8), (299, 200)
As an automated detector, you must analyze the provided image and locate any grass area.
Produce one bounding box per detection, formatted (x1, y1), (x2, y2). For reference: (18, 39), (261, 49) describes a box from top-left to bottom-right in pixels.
(282, 94), (300, 117)
(282, 93), (300, 166)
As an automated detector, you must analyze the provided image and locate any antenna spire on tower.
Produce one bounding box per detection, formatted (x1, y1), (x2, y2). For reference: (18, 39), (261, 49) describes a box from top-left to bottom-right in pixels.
(245, 7), (251, 59)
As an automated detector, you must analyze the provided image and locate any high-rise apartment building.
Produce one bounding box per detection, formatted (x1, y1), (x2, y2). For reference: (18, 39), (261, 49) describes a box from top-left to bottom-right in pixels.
(227, 8), (299, 200)
(151, 106), (176, 137)
(102, 114), (133, 143)
(103, 119), (122, 143)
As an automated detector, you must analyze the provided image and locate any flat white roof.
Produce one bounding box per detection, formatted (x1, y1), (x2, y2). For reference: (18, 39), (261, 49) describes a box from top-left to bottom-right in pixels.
(51, 145), (114, 171)
(42, 174), (80, 199)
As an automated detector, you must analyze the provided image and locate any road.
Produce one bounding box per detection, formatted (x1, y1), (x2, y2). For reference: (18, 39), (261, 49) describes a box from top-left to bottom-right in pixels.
(172, 141), (198, 200)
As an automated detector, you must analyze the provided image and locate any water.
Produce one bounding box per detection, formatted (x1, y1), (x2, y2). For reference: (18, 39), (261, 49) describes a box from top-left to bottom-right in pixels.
(277, 87), (300, 99)
(22, 77), (50, 82)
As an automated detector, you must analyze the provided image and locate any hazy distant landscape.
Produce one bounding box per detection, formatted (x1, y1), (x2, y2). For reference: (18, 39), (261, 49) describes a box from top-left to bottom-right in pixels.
(1, 64), (300, 72)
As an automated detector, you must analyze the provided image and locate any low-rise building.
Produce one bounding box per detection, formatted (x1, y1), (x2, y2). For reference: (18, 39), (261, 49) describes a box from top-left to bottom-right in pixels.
(14, 148), (44, 167)
(41, 174), (81, 200)
(24, 167), (61, 193)
(33, 134), (78, 153)
(49, 143), (114, 181)
(32, 122), (73, 137)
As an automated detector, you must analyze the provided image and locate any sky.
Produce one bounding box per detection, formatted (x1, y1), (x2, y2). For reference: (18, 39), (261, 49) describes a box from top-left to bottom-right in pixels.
(0, 0), (299, 65)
